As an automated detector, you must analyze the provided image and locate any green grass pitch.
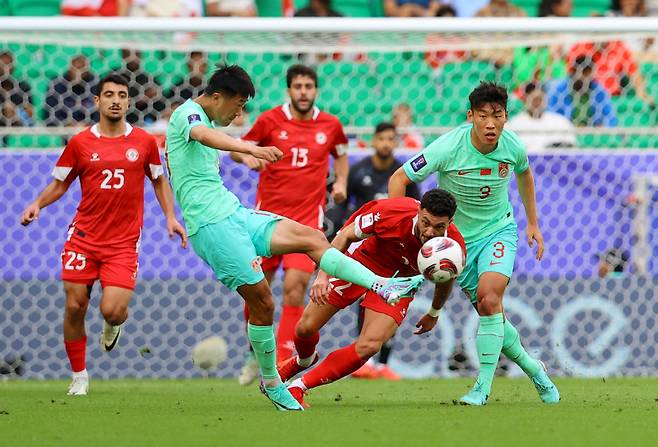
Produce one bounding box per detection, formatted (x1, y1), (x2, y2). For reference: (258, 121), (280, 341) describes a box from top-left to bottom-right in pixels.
(1, 378), (656, 447)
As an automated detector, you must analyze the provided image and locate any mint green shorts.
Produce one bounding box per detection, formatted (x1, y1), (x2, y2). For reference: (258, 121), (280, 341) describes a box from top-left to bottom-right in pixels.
(190, 206), (282, 291)
(457, 223), (518, 304)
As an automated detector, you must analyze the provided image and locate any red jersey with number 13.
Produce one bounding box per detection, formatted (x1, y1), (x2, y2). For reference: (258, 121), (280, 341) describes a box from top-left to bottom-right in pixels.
(242, 103), (348, 228)
(53, 124), (163, 248)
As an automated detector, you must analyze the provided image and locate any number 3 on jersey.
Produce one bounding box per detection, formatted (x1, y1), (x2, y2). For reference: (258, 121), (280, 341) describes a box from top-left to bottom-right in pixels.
(101, 169), (125, 189)
(291, 147), (308, 167)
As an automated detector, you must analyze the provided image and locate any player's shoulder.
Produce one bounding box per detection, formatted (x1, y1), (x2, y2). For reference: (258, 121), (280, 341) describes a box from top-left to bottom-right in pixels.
(447, 223), (466, 251)
(375, 197), (420, 214)
(67, 127), (94, 145)
(426, 124), (470, 151)
(500, 127), (527, 153)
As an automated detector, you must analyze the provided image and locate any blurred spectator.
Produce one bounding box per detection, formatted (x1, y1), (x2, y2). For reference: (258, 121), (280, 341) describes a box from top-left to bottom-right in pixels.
(165, 51), (208, 104)
(0, 50), (33, 127)
(607, 0), (647, 16)
(475, 0), (526, 17)
(348, 122), (421, 209)
(118, 49), (166, 125)
(295, 0), (342, 16)
(508, 82), (576, 152)
(384, 0), (442, 17)
(61, 0), (131, 15)
(567, 40), (655, 106)
(538, 0), (572, 16)
(392, 103), (424, 149)
(598, 248), (629, 278)
(206, 0), (257, 16)
(129, 0), (202, 16)
(546, 55), (618, 127)
(445, 0), (490, 17)
(435, 4), (457, 16)
(44, 55), (99, 127)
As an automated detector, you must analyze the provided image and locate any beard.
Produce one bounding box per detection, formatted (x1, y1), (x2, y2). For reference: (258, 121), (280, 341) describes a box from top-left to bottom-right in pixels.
(104, 112), (123, 123)
(291, 98), (314, 114)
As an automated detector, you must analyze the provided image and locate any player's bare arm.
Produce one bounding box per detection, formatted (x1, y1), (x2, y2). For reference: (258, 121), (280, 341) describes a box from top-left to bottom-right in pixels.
(310, 222), (364, 305)
(189, 125), (282, 162)
(150, 175), (188, 249)
(414, 279), (454, 335)
(516, 167), (544, 261)
(20, 179), (71, 226)
(331, 154), (349, 204)
(388, 166), (414, 198)
(230, 151), (267, 171)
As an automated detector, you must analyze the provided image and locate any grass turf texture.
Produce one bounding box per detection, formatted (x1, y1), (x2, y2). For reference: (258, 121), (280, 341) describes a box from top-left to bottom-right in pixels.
(1, 378), (656, 447)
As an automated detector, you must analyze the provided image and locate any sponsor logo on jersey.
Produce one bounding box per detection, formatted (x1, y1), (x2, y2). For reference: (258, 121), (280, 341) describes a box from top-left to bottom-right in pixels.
(410, 155), (427, 172)
(499, 163), (509, 178)
(279, 130), (288, 140)
(125, 148), (139, 162)
(91, 153), (100, 161)
(315, 132), (327, 144)
(187, 114), (201, 124)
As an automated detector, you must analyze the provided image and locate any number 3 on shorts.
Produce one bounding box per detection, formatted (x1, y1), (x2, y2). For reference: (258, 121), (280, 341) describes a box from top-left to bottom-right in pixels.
(63, 251), (87, 271)
(493, 242), (505, 259)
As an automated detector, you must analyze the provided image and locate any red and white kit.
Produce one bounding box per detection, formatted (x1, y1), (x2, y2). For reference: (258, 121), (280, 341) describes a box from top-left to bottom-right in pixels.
(243, 103), (348, 273)
(327, 197), (466, 325)
(54, 124), (163, 290)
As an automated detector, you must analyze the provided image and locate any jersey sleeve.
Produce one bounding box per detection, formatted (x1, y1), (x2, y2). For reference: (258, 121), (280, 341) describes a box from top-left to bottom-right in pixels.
(52, 138), (80, 184)
(179, 107), (206, 143)
(402, 135), (451, 183)
(242, 115), (271, 145)
(347, 200), (400, 240)
(513, 137), (529, 174)
(144, 134), (164, 180)
(330, 121), (349, 158)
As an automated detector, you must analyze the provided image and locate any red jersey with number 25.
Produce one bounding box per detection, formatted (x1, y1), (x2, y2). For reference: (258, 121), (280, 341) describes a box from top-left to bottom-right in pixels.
(53, 124), (163, 248)
(342, 197), (466, 277)
(243, 104), (348, 228)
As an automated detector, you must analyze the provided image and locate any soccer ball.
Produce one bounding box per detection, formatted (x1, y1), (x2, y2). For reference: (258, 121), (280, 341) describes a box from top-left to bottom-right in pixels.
(417, 237), (465, 284)
(191, 336), (228, 371)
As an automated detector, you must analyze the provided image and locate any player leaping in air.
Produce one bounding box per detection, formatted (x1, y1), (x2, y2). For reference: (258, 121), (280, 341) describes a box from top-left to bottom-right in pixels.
(21, 73), (187, 396)
(278, 190), (465, 406)
(389, 81), (560, 405)
(165, 64), (424, 411)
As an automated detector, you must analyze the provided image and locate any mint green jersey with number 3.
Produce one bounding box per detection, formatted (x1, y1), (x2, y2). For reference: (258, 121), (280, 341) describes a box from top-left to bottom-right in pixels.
(165, 99), (240, 236)
(402, 123), (529, 243)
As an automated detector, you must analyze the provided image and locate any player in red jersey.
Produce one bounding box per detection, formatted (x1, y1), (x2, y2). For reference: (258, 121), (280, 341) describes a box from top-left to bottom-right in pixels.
(232, 64), (349, 383)
(20, 73), (187, 396)
(277, 189), (466, 406)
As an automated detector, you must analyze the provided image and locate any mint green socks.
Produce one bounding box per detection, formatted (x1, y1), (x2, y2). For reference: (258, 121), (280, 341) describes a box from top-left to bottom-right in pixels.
(502, 319), (542, 377)
(247, 323), (281, 388)
(475, 313), (505, 394)
(319, 247), (379, 289)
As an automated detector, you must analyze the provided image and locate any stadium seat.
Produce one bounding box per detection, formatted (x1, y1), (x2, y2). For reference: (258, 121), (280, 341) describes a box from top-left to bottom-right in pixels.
(5, 135), (63, 149)
(333, 0), (383, 17)
(6, 0), (60, 16)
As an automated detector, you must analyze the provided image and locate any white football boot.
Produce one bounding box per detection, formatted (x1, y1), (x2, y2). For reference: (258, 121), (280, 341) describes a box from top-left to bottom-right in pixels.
(100, 321), (122, 352)
(67, 370), (89, 396)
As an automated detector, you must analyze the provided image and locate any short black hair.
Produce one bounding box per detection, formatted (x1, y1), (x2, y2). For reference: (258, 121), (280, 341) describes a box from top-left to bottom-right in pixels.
(469, 81), (508, 111)
(97, 73), (129, 94)
(374, 122), (396, 135)
(420, 189), (457, 219)
(286, 64), (318, 88)
(205, 63), (255, 99)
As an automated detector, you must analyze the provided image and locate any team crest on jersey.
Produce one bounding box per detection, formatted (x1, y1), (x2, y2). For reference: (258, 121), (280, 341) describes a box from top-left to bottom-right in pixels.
(91, 153), (100, 162)
(279, 130), (288, 140)
(125, 148), (139, 162)
(251, 257), (262, 273)
(315, 132), (327, 144)
(498, 162), (509, 178)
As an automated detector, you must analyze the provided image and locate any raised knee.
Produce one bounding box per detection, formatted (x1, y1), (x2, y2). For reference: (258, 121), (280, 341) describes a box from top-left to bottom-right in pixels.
(477, 292), (502, 315)
(102, 306), (127, 326)
(355, 338), (382, 359)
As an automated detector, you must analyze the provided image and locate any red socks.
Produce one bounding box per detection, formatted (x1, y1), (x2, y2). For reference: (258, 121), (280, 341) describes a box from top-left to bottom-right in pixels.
(276, 305), (304, 361)
(294, 328), (320, 360)
(64, 336), (87, 373)
(302, 343), (367, 389)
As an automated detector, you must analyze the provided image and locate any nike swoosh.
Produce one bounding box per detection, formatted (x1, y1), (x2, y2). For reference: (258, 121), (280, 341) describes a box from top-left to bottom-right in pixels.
(490, 261), (502, 266)
(104, 330), (120, 351)
(458, 170), (470, 176)
(264, 349), (275, 354)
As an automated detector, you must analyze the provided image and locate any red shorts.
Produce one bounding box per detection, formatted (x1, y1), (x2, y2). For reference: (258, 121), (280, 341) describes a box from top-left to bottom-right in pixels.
(61, 239), (139, 290)
(260, 253), (316, 273)
(325, 277), (413, 326)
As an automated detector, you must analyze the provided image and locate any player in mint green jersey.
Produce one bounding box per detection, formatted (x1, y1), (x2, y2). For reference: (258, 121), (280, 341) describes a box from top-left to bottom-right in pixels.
(165, 64), (423, 411)
(389, 82), (559, 406)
